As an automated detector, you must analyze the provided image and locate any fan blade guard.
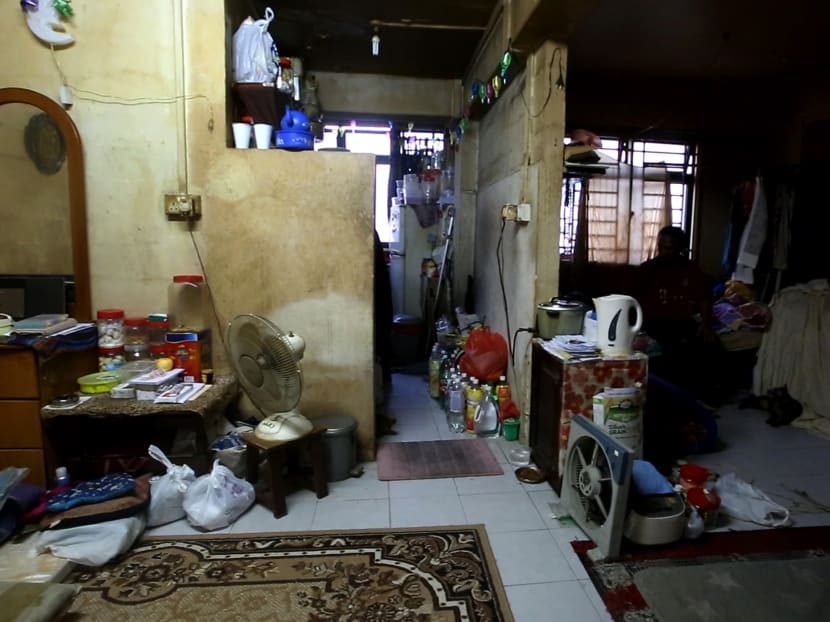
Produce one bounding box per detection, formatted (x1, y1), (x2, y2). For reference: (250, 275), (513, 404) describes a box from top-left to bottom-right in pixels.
(227, 314), (303, 414)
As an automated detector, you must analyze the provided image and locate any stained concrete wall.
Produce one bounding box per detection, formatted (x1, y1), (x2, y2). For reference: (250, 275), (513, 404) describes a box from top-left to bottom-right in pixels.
(459, 33), (567, 429)
(1, 0), (378, 458)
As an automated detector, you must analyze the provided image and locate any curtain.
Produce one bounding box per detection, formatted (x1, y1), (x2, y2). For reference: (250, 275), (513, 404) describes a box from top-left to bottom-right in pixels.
(575, 163), (672, 265)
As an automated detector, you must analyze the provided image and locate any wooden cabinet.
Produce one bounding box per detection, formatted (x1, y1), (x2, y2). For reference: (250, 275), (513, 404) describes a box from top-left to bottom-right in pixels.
(529, 341), (648, 494)
(0, 345), (96, 486)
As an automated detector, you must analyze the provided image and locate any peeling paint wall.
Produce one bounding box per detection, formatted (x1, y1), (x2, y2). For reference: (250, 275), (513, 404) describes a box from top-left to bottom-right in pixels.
(1, 1), (377, 458)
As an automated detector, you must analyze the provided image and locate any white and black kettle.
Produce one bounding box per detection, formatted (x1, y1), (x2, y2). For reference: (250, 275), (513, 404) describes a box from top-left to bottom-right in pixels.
(593, 295), (642, 356)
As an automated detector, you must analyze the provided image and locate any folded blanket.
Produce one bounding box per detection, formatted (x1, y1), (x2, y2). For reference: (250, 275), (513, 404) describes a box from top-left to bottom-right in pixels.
(46, 472), (136, 513)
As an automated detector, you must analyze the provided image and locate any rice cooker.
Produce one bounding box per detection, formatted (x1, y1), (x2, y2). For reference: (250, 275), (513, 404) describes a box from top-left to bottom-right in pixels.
(536, 298), (587, 339)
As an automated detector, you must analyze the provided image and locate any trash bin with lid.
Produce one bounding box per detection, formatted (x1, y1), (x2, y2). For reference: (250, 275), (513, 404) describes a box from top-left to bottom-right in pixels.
(314, 414), (358, 482)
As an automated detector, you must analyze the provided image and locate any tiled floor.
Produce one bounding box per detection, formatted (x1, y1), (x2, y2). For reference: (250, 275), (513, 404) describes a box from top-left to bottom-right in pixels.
(146, 373), (830, 621)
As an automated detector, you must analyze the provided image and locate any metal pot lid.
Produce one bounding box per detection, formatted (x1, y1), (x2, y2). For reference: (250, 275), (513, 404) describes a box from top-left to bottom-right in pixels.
(537, 298), (587, 312)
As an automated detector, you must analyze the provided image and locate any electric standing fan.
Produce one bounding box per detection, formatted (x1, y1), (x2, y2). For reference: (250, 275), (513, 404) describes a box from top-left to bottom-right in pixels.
(561, 415), (634, 561)
(227, 314), (313, 441)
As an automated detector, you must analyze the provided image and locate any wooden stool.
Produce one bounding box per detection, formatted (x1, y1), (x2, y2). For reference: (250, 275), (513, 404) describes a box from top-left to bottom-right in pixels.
(242, 427), (328, 518)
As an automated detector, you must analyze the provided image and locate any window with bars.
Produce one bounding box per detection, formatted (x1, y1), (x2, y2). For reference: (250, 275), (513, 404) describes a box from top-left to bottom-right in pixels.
(560, 137), (697, 264)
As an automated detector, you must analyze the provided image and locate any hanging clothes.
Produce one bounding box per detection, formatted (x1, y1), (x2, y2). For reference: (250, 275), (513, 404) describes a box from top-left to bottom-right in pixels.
(733, 175), (768, 284)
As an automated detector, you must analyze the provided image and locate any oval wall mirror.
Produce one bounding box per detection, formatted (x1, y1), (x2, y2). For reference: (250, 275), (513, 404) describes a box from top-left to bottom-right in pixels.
(0, 87), (91, 321)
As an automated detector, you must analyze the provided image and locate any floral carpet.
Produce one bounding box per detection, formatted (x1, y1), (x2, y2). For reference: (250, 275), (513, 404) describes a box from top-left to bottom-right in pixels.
(63, 525), (514, 621)
(572, 526), (830, 622)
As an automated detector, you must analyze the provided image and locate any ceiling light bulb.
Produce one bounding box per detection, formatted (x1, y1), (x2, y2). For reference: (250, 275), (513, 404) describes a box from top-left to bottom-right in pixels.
(372, 33), (380, 56)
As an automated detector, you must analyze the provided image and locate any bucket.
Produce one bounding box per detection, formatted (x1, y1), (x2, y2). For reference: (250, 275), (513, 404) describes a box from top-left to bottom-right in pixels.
(502, 418), (520, 441)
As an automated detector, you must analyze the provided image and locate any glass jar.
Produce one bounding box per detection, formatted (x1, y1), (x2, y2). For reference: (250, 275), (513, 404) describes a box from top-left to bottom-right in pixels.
(168, 275), (208, 332)
(97, 309), (125, 347)
(99, 345), (125, 371)
(124, 317), (148, 346)
(147, 313), (169, 346)
(149, 343), (170, 360)
(124, 343), (149, 361)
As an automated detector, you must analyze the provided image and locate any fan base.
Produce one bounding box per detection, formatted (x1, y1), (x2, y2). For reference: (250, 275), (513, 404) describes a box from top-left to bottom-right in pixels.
(254, 411), (314, 441)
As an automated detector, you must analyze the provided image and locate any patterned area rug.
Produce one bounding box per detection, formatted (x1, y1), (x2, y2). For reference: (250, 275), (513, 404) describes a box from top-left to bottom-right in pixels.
(63, 525), (514, 621)
(376, 440), (503, 481)
(573, 526), (830, 622)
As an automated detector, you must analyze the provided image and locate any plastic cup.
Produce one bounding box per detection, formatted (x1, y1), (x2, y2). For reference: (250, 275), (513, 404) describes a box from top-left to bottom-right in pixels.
(253, 123), (273, 149)
(502, 418), (520, 441)
(232, 123), (251, 149)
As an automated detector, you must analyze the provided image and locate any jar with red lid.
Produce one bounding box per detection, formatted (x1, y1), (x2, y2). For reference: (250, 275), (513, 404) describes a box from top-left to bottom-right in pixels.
(99, 345), (125, 371)
(149, 343), (170, 360)
(168, 275), (209, 332)
(147, 313), (169, 346)
(124, 316), (148, 346)
(97, 309), (125, 347)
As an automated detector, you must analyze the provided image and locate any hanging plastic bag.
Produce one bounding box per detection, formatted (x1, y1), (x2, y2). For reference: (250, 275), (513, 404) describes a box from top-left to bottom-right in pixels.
(459, 326), (508, 382)
(232, 8), (278, 84)
(713, 472), (791, 527)
(146, 445), (196, 527)
(183, 460), (255, 531)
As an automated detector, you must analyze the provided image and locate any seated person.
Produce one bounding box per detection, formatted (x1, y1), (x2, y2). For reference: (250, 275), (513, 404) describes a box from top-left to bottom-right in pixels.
(634, 226), (724, 403)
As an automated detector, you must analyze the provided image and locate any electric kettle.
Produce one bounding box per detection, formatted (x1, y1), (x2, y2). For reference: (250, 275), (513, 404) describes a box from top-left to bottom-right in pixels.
(593, 295), (642, 356)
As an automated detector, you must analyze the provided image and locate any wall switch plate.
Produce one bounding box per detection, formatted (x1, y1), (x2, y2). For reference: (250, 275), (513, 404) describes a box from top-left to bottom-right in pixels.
(164, 194), (202, 220)
(516, 203), (531, 222)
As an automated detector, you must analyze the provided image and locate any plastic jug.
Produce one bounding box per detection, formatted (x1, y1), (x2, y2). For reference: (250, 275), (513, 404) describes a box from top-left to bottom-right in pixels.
(593, 294), (642, 356)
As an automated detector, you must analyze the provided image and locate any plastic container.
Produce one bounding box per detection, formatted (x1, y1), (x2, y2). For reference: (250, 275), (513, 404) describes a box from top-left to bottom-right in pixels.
(464, 378), (482, 432)
(97, 308), (125, 347)
(446, 374), (465, 433)
(168, 275), (209, 332)
(124, 343), (150, 361)
(147, 313), (169, 346)
(315, 414), (358, 482)
(98, 345), (125, 371)
(502, 418), (520, 441)
(78, 371), (123, 393)
(124, 316), (148, 345)
(474, 389), (500, 438)
(149, 343), (170, 360)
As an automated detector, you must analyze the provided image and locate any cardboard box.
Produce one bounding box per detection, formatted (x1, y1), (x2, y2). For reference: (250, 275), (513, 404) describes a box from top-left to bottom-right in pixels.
(592, 387), (643, 457)
(168, 328), (212, 379)
(129, 368), (184, 401)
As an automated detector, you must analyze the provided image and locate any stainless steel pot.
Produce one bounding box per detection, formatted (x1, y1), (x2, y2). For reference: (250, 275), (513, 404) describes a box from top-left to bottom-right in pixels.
(536, 299), (587, 339)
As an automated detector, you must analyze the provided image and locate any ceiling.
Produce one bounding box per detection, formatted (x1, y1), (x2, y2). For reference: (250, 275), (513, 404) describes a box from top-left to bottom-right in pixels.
(232, 1), (828, 83)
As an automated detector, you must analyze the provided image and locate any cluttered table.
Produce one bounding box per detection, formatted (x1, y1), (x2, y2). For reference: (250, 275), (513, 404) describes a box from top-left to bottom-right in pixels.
(41, 375), (239, 479)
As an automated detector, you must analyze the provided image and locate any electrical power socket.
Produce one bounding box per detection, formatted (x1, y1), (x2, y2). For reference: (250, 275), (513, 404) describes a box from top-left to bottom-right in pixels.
(501, 203), (518, 220)
(516, 203), (532, 222)
(164, 194), (202, 221)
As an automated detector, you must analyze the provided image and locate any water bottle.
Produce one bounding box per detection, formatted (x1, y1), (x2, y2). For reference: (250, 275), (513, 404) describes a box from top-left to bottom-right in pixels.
(495, 375), (511, 418)
(447, 375), (466, 433)
(428, 343), (442, 398)
(474, 388), (500, 438)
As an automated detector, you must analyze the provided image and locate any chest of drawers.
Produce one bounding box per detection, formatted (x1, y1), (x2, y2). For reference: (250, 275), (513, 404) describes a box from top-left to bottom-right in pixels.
(0, 345), (96, 486)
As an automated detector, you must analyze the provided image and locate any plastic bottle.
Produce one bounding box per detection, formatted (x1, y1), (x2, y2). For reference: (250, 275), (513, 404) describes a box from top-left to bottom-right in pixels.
(428, 343), (442, 399)
(447, 374), (465, 433)
(464, 378), (483, 432)
(495, 375), (511, 418)
(685, 508), (705, 540)
(474, 387), (500, 438)
(54, 466), (71, 488)
(439, 358), (452, 405)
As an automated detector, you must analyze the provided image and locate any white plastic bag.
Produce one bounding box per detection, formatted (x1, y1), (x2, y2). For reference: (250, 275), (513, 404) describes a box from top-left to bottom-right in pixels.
(147, 445), (196, 527)
(232, 8), (278, 83)
(713, 472), (791, 527)
(35, 515), (146, 566)
(183, 460), (255, 531)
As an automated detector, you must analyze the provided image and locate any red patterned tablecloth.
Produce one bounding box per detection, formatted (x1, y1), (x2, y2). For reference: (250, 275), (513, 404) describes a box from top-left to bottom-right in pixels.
(551, 349), (648, 474)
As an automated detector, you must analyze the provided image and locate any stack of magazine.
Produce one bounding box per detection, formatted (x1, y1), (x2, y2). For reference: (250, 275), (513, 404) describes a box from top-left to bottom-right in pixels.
(11, 313), (78, 336)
